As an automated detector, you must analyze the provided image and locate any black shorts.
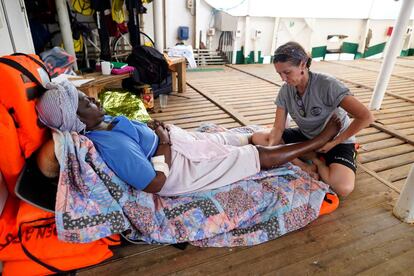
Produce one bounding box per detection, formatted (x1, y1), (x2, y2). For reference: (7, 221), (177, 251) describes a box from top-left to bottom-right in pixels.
(282, 128), (357, 173)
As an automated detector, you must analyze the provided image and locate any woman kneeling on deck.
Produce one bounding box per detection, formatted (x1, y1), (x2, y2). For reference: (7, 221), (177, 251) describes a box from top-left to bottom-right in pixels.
(253, 41), (374, 197)
(36, 80), (341, 196)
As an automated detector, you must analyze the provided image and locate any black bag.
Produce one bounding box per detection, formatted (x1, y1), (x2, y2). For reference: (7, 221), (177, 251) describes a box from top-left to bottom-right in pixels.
(152, 73), (172, 98)
(126, 46), (169, 84)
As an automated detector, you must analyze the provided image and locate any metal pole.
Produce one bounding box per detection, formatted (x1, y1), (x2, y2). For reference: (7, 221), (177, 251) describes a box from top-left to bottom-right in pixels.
(369, 0), (414, 110)
(393, 164), (414, 223)
(270, 17), (280, 57)
(153, 0), (164, 52)
(55, 0), (77, 70)
(357, 19), (371, 56)
(194, 0), (200, 49)
(232, 32), (238, 64)
(244, 15), (250, 63)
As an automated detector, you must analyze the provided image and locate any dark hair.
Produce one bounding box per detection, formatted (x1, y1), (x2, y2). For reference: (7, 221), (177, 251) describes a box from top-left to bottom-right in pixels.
(273, 41), (312, 69)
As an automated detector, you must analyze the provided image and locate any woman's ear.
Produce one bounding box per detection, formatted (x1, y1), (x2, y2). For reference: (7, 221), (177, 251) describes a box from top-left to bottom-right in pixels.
(300, 61), (306, 70)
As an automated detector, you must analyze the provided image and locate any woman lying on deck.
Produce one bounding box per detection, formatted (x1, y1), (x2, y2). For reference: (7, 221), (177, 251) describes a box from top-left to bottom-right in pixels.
(36, 80), (341, 196)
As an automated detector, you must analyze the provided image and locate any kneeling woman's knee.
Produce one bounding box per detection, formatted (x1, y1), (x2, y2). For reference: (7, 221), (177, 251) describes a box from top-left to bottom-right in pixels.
(335, 181), (354, 197)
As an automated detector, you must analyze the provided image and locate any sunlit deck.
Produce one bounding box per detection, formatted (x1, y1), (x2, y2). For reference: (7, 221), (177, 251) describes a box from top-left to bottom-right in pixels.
(80, 57), (414, 275)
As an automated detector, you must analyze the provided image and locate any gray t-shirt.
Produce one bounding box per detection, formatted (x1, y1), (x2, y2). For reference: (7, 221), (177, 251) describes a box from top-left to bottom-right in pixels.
(275, 71), (355, 144)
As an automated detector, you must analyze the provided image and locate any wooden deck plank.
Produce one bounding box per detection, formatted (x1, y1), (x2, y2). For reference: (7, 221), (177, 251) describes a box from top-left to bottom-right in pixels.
(358, 144), (414, 163)
(377, 163), (413, 182)
(391, 179), (407, 191)
(358, 138), (404, 152)
(363, 152), (414, 172)
(359, 247), (414, 275)
(270, 220), (413, 275)
(357, 133), (393, 144)
(357, 127), (380, 136)
(379, 115), (414, 125)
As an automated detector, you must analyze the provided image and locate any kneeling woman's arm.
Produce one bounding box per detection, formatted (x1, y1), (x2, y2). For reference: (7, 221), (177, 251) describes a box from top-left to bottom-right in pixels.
(318, 95), (374, 153)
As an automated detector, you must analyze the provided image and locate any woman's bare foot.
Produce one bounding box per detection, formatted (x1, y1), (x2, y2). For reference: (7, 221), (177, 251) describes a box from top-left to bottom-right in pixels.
(300, 163), (319, 180)
(291, 158), (319, 180)
(301, 150), (318, 161)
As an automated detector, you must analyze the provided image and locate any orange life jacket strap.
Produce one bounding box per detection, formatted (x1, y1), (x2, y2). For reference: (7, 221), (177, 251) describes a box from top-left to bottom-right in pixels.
(0, 58), (45, 92)
(11, 53), (50, 78)
(18, 218), (65, 274)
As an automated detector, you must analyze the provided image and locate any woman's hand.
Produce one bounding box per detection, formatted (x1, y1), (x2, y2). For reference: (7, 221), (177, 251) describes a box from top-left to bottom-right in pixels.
(317, 140), (337, 153)
(147, 119), (165, 130)
(268, 132), (280, 146)
(154, 124), (170, 144)
(268, 127), (284, 146)
(333, 95), (374, 144)
(268, 107), (287, 146)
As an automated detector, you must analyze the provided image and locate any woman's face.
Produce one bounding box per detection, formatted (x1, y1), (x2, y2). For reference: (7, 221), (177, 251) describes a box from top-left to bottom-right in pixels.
(274, 61), (306, 86)
(77, 92), (105, 130)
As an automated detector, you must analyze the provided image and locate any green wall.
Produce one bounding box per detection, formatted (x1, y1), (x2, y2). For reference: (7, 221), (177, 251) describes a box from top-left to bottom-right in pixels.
(236, 47), (264, 64)
(233, 43), (413, 64)
(355, 52), (363, 59)
(363, 42), (386, 58)
(401, 49), (409, 56)
(311, 46), (327, 59)
(310, 42), (394, 60)
(341, 42), (359, 54)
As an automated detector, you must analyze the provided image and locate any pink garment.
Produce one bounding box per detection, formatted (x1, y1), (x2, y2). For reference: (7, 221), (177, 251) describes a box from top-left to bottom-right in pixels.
(158, 125), (260, 196)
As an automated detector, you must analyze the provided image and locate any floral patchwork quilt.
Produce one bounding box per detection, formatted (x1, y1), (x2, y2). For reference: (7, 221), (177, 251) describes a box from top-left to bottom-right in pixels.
(54, 124), (330, 247)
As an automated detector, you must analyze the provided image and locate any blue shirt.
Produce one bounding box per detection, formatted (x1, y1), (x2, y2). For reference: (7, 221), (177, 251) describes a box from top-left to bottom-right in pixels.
(86, 116), (159, 190)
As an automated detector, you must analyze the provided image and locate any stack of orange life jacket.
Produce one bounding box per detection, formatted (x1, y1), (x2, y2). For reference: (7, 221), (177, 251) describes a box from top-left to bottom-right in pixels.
(0, 53), (120, 275)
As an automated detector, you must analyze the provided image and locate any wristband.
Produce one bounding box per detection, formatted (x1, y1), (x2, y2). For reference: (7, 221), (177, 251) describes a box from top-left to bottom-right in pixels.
(159, 140), (172, 145)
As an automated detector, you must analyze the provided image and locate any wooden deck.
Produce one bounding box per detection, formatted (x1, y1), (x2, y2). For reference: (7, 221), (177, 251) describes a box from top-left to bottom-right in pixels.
(79, 57), (414, 275)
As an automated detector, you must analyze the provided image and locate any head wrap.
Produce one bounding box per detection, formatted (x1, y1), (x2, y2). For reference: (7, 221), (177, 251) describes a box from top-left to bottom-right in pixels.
(36, 79), (86, 132)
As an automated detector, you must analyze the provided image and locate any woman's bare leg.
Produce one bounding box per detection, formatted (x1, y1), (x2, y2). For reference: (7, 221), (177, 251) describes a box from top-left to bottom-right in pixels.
(252, 129), (320, 178)
(311, 159), (355, 196)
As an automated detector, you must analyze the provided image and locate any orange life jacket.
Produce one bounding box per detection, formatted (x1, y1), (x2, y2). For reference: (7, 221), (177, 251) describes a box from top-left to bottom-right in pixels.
(0, 53), (121, 275)
(0, 53), (49, 194)
(0, 104), (25, 194)
(0, 200), (120, 276)
(319, 192), (340, 216)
